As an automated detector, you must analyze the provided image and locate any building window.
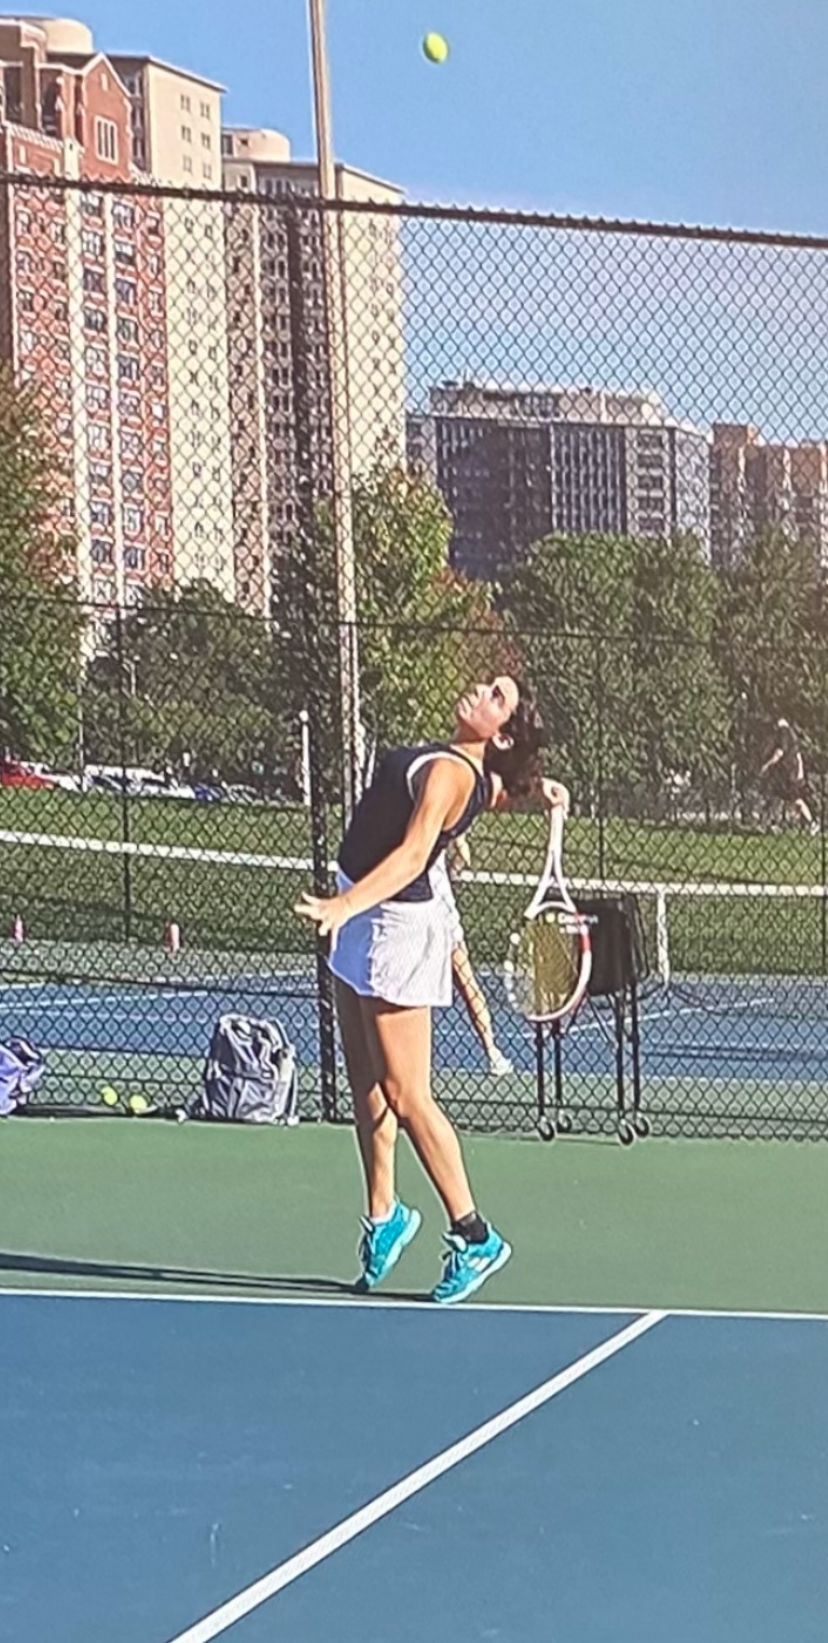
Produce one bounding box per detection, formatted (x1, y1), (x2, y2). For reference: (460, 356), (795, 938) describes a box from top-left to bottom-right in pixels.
(82, 229), (104, 257)
(117, 354), (139, 382)
(181, 125), (192, 142)
(18, 289), (34, 313)
(84, 268), (105, 294)
(81, 192), (103, 216)
(201, 132), (211, 149)
(84, 308), (107, 333)
(149, 328), (164, 349)
(88, 424), (108, 452)
(50, 222), (66, 246)
(117, 316), (139, 344)
(150, 365), (165, 387)
(95, 118), (118, 163)
(85, 344), (107, 375)
(200, 100), (211, 119)
(88, 460), (112, 488)
(149, 254), (161, 276)
(122, 469), (144, 495)
(114, 239), (136, 266)
(152, 437), (167, 460)
(123, 505), (144, 536)
(146, 215), (161, 237)
(115, 278), (137, 307)
(90, 501), (113, 527)
(153, 512), (170, 537)
(202, 163), (212, 180)
(148, 290), (163, 314)
(119, 391), (140, 419)
(91, 538), (114, 565)
(86, 385), (109, 412)
(182, 156), (193, 174)
(180, 93), (191, 111)
(17, 209), (31, 233)
(113, 201), (135, 229)
(120, 430), (141, 459)
(19, 329), (34, 355)
(124, 546), (146, 571)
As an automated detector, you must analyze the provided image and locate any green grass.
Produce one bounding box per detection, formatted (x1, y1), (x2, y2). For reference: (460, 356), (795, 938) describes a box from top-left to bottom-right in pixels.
(2, 786), (827, 970)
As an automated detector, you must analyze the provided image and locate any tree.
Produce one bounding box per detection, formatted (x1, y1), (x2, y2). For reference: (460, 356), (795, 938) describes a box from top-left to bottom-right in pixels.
(502, 533), (639, 806)
(628, 534), (729, 810)
(0, 372), (84, 766)
(84, 582), (289, 789)
(502, 531), (728, 812)
(274, 461), (517, 790)
(716, 529), (826, 791)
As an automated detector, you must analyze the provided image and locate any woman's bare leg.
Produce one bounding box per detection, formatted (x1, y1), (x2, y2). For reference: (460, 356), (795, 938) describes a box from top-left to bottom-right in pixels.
(334, 977), (397, 1219)
(366, 998), (476, 1224)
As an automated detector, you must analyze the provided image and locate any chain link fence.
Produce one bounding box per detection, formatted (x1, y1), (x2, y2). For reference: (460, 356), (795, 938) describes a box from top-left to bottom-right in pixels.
(3, 173), (828, 1139)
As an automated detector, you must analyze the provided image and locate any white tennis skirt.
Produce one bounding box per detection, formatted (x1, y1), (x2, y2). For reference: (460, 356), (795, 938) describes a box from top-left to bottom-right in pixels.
(429, 853), (465, 947)
(329, 870), (454, 1008)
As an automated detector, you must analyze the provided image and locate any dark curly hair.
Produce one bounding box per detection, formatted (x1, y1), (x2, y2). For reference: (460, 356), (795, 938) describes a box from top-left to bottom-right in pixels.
(484, 679), (545, 798)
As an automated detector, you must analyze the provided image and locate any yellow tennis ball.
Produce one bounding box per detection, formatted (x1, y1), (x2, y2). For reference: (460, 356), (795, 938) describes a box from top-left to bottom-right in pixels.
(422, 32), (449, 63)
(128, 1093), (149, 1115)
(100, 1085), (119, 1107)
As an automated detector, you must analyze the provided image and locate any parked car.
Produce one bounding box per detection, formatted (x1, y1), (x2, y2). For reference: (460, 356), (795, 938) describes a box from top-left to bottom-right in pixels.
(0, 760), (57, 790)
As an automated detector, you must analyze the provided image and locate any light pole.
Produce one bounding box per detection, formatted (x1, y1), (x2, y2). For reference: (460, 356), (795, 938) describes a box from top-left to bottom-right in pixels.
(307, 0), (362, 820)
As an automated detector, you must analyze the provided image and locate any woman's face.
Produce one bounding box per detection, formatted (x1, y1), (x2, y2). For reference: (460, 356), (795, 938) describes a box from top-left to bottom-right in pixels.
(454, 676), (519, 742)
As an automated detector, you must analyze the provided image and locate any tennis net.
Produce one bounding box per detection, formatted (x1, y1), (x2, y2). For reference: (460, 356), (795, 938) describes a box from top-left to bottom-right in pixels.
(3, 825), (828, 984)
(2, 826), (828, 1136)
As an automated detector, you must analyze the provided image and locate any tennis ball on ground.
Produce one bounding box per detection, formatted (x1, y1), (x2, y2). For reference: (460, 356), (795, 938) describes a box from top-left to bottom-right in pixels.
(127, 1093), (149, 1116)
(422, 32), (449, 63)
(100, 1085), (120, 1108)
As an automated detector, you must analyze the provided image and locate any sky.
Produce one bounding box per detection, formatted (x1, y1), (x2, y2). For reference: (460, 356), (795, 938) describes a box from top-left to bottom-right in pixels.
(70, 0), (828, 235)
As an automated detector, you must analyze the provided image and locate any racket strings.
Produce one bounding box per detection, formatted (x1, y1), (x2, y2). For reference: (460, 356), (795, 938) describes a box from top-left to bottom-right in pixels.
(506, 905), (587, 1021)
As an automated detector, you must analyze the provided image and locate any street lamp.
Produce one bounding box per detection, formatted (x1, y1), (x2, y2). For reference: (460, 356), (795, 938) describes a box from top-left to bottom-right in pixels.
(307, 0), (362, 820)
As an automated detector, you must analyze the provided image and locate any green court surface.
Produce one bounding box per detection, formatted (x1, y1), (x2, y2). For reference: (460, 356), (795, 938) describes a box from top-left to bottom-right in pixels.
(2, 1120), (828, 1315)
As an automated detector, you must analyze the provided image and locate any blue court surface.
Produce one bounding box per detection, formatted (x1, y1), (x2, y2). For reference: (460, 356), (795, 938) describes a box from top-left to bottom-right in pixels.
(2, 968), (827, 1085)
(2, 1292), (827, 1642)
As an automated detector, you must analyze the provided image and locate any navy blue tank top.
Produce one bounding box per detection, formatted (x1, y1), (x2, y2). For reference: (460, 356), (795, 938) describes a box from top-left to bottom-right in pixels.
(338, 742), (490, 903)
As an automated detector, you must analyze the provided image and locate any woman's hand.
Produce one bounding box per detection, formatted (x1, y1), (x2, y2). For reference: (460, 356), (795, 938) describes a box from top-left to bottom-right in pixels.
(540, 777), (570, 816)
(295, 890), (352, 939)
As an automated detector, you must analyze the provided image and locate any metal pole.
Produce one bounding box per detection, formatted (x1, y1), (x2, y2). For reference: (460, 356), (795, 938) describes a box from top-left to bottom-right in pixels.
(307, 0), (362, 822)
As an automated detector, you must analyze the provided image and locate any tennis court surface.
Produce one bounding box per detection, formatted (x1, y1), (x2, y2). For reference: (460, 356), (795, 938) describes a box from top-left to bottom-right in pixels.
(2, 1122), (828, 1643)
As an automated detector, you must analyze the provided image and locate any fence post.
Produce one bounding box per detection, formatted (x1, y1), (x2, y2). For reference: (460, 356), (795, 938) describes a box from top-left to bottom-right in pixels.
(113, 603), (133, 942)
(285, 199), (339, 1122)
(594, 636), (607, 881)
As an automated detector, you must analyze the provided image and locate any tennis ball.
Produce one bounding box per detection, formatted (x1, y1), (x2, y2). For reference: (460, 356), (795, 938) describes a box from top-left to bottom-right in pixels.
(128, 1093), (149, 1116)
(100, 1085), (120, 1108)
(422, 31), (449, 63)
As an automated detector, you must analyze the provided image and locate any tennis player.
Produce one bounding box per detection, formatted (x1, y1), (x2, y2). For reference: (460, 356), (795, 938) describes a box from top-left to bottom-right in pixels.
(296, 676), (567, 1305)
(431, 837), (513, 1076)
(759, 717), (817, 833)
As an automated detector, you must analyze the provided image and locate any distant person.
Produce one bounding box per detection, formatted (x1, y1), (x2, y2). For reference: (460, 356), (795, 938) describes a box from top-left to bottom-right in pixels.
(431, 836), (513, 1077)
(759, 718), (817, 834)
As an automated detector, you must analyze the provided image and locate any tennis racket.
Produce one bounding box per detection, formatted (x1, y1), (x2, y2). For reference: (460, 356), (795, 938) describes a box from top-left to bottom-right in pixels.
(504, 804), (591, 1023)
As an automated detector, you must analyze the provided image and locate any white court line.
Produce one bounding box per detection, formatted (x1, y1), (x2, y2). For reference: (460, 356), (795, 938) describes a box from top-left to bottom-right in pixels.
(1, 1288), (827, 1322)
(159, 1310), (664, 1643)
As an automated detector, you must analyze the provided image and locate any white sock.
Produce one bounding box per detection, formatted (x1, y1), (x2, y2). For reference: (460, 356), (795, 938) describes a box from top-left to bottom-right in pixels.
(369, 1200), (397, 1226)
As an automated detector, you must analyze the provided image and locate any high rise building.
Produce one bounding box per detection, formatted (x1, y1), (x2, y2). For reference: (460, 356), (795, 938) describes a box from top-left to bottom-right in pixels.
(0, 16), (236, 613)
(408, 382), (711, 580)
(0, 17), (175, 610)
(108, 49), (235, 598)
(222, 130), (405, 612)
(710, 424), (828, 570)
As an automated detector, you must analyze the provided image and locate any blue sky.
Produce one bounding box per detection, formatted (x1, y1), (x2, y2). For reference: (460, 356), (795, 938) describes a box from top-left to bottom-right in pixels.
(74, 0), (828, 233)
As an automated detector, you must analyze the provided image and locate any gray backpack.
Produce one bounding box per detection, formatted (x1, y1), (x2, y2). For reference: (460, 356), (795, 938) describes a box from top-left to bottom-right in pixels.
(189, 1014), (299, 1124)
